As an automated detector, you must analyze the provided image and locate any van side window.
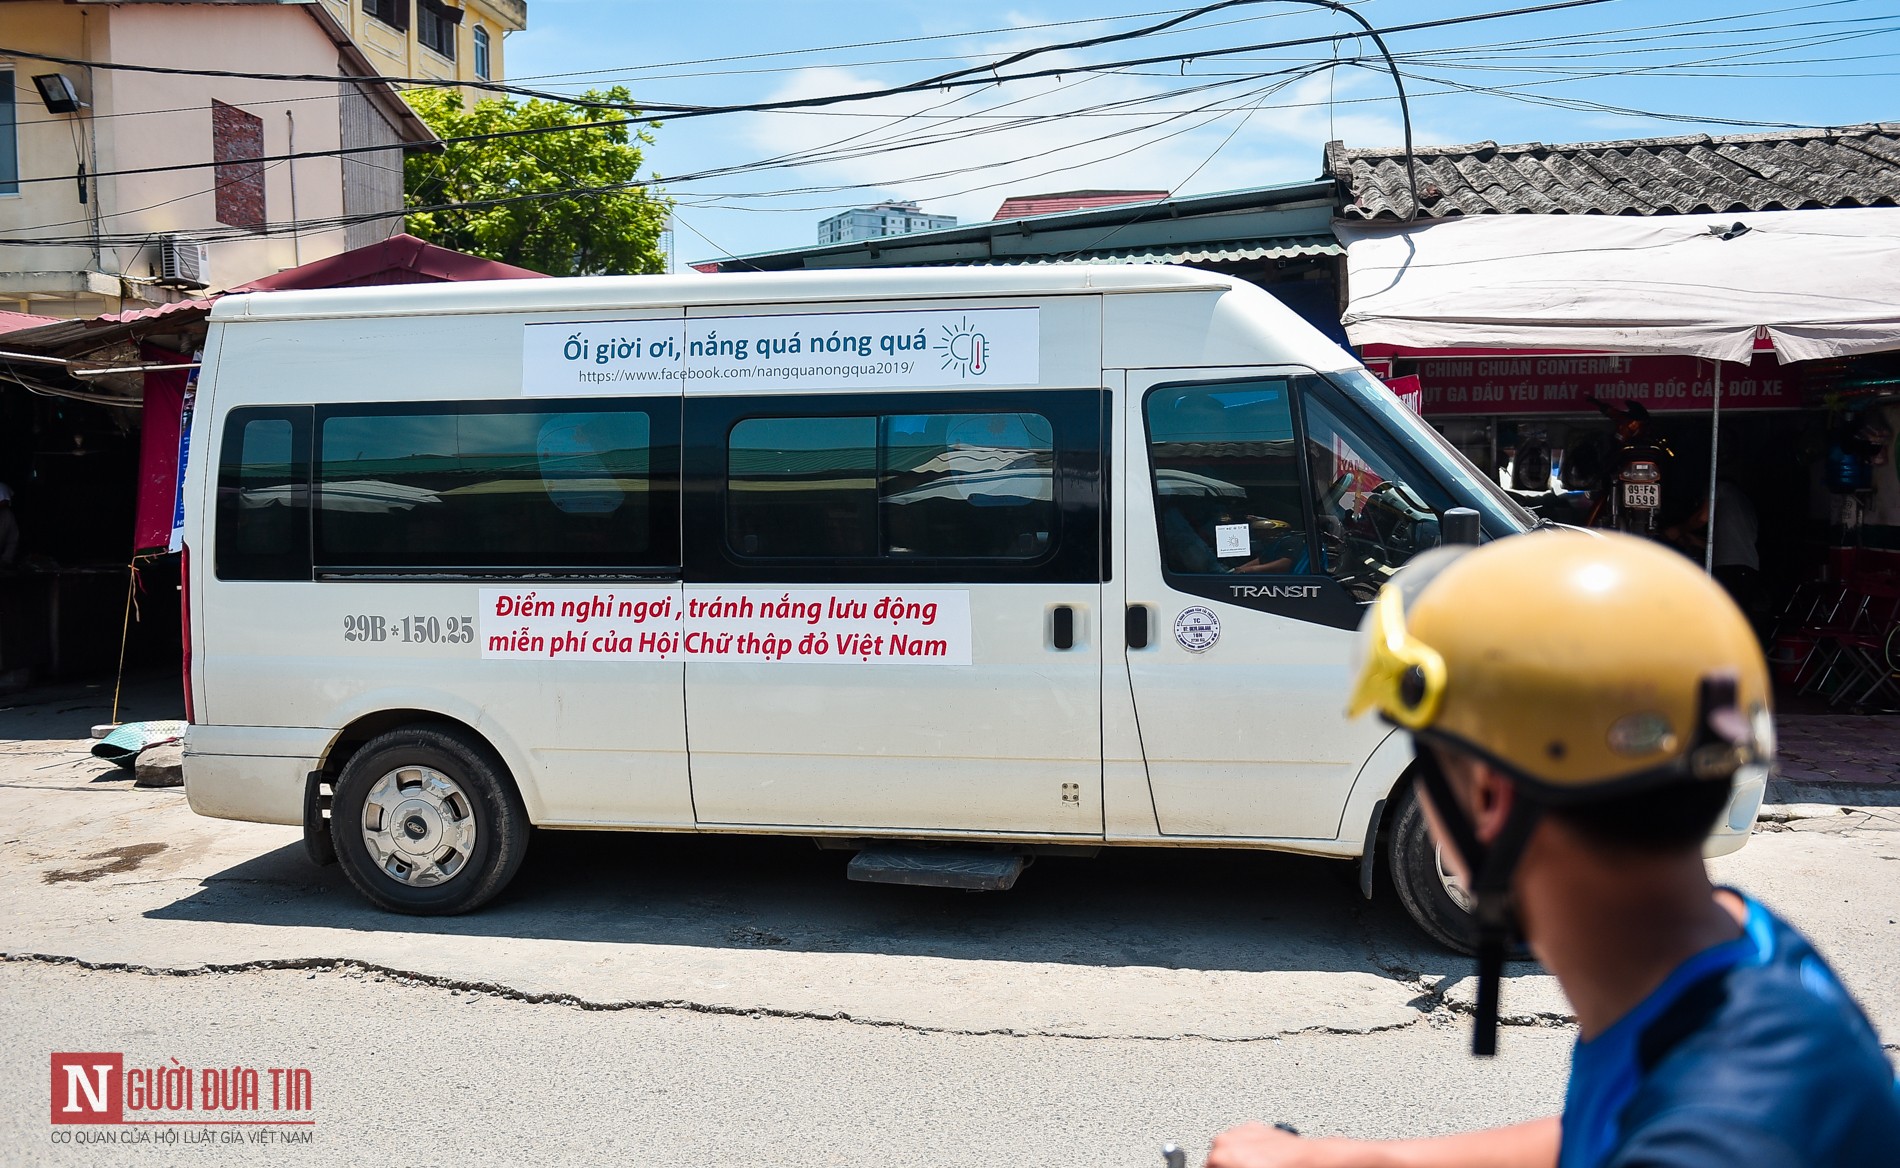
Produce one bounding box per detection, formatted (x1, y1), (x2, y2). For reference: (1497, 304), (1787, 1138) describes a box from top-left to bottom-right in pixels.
(314, 402), (671, 574)
(215, 408), (311, 580)
(728, 416), (876, 558)
(1300, 392), (1454, 601)
(1146, 382), (1313, 577)
(727, 411), (1057, 561)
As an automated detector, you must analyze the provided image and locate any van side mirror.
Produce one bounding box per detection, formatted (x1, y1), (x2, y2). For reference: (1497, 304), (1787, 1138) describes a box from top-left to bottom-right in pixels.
(1442, 507), (1481, 545)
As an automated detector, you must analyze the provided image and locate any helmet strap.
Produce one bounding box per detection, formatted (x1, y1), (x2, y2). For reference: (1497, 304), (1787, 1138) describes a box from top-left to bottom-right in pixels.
(1467, 797), (1540, 1056)
(1411, 747), (1544, 1057)
(1413, 749), (1486, 874)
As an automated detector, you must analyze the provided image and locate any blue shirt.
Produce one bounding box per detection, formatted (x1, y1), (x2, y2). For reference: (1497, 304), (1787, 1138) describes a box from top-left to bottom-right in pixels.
(1560, 894), (1900, 1168)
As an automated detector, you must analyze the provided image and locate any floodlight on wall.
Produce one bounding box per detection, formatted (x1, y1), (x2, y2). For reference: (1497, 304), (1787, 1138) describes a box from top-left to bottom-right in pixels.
(33, 73), (86, 114)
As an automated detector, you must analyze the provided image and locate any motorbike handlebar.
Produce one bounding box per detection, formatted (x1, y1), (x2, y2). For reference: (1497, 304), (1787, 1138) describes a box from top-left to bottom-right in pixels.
(1162, 1124), (1299, 1167)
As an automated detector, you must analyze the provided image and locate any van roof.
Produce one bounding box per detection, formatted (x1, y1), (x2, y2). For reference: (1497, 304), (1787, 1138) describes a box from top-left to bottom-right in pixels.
(209, 264), (1241, 322)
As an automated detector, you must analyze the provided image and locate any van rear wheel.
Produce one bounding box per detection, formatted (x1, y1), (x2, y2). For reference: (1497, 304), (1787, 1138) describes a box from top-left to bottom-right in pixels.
(330, 725), (529, 915)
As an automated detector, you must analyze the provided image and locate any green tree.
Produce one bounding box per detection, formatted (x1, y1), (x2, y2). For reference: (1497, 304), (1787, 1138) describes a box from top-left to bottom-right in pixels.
(403, 88), (669, 276)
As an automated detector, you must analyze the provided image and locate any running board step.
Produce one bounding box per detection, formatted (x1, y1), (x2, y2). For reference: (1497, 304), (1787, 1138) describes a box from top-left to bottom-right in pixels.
(846, 847), (1031, 891)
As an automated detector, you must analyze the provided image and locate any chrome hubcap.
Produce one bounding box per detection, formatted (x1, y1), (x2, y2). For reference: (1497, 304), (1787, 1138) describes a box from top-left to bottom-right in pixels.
(1434, 843), (1476, 914)
(360, 765), (476, 887)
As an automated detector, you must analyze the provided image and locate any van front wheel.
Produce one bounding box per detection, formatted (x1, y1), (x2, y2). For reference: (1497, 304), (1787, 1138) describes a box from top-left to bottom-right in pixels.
(1386, 781), (1480, 956)
(330, 726), (529, 915)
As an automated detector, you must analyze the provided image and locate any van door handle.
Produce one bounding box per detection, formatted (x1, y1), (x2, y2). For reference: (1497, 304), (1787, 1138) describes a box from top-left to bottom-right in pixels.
(1126, 605), (1150, 649)
(1052, 605), (1075, 650)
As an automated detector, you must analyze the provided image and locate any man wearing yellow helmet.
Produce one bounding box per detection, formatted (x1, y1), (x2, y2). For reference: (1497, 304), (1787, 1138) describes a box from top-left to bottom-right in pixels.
(1208, 530), (1900, 1168)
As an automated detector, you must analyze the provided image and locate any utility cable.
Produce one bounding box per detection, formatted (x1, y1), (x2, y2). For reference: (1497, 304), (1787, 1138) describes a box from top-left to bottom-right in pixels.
(0, 0), (1617, 191)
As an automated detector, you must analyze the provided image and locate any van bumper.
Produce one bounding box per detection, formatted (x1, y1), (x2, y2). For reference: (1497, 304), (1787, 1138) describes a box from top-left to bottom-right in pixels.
(1703, 769), (1769, 858)
(183, 725), (333, 826)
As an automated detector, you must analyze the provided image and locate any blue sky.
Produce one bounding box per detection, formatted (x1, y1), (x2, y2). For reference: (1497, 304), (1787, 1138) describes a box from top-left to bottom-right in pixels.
(501, 1), (1900, 266)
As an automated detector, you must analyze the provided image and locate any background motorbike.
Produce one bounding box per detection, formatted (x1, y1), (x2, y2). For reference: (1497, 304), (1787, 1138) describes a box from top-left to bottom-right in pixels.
(1583, 396), (1673, 535)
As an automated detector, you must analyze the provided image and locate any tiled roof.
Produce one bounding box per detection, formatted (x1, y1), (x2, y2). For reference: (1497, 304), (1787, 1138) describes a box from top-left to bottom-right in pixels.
(1327, 124), (1900, 220)
(992, 190), (1170, 219)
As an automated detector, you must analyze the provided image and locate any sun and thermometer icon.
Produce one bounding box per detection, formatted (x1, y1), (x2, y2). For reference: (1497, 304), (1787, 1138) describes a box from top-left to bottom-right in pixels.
(935, 317), (989, 378)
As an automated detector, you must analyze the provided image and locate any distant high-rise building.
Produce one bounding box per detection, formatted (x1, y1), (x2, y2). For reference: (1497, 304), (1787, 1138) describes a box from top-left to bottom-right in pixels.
(818, 200), (956, 244)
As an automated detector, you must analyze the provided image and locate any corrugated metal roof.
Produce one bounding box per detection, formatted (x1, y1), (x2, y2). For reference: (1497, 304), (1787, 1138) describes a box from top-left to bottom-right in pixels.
(0, 310), (60, 336)
(1328, 123), (1900, 221)
(0, 299), (211, 354)
(959, 237), (1342, 266)
(697, 179), (1337, 272)
(0, 237), (544, 356)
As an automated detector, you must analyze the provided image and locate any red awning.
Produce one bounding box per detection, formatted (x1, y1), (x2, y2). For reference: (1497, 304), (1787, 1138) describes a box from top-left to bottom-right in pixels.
(230, 234), (546, 291)
(1360, 331), (1777, 361)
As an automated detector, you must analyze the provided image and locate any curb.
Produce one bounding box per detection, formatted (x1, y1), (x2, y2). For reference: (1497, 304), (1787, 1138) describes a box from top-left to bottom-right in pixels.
(1761, 777), (1900, 814)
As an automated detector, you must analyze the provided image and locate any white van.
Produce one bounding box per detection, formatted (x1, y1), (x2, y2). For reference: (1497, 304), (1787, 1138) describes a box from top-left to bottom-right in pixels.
(180, 266), (1762, 948)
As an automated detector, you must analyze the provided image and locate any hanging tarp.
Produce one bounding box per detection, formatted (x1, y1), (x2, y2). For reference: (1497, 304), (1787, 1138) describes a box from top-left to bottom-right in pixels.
(133, 349), (194, 554)
(1337, 207), (1900, 364)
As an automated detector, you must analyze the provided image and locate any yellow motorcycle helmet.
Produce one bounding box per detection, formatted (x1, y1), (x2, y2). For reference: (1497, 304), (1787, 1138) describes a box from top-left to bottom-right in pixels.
(1347, 528), (1773, 1058)
(1349, 529), (1773, 797)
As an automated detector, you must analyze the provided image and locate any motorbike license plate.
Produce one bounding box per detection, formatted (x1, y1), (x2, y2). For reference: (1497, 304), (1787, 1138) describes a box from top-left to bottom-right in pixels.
(1622, 482), (1661, 510)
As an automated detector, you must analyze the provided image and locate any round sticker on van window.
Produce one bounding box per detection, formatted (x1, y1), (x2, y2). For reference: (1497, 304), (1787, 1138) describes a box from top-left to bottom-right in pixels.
(1174, 606), (1221, 653)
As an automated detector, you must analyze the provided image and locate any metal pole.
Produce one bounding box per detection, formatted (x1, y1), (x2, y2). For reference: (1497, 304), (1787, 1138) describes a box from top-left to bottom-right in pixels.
(286, 110), (302, 267)
(1705, 361), (1722, 575)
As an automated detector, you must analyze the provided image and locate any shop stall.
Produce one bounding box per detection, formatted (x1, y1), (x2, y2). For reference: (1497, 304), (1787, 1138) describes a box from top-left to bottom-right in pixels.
(1338, 207), (1900, 706)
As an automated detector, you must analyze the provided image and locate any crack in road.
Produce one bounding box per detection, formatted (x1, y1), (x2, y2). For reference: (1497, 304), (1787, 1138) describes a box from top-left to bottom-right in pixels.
(1348, 899), (1577, 1033)
(2, 950), (1547, 1044)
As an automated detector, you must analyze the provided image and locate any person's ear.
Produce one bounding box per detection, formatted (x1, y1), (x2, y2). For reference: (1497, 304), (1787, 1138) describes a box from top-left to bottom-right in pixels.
(1469, 765), (1516, 845)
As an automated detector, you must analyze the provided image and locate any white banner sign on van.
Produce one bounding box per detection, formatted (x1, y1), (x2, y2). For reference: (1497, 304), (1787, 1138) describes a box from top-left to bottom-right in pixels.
(521, 308), (1039, 395)
(479, 588), (973, 665)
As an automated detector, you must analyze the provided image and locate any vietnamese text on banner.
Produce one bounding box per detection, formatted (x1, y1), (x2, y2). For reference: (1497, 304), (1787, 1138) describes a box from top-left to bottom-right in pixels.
(521, 308), (1039, 395)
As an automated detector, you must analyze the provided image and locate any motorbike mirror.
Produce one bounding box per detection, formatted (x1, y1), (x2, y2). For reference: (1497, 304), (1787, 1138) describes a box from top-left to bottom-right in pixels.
(1442, 507), (1481, 545)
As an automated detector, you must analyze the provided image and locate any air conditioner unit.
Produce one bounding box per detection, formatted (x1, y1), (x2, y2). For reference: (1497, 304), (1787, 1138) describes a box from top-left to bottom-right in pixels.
(155, 237), (208, 290)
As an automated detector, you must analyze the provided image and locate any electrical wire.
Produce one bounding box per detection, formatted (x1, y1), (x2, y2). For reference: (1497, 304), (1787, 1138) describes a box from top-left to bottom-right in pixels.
(501, 1), (1369, 91)
(10, 50), (1891, 251)
(7, 0), (1859, 130)
(0, 1), (1346, 113)
(0, 0), (1619, 193)
(2, 67), (1324, 249)
(12, 0), (1882, 148)
(6, 0), (1890, 247)
(3, 1), (1359, 131)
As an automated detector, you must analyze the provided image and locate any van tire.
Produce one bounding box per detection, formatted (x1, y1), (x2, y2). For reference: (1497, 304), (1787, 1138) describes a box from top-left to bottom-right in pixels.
(330, 725), (529, 915)
(1386, 782), (1481, 955)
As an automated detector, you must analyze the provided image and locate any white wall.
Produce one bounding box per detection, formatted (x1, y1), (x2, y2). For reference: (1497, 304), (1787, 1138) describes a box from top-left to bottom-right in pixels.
(0, 2), (372, 314)
(99, 4), (354, 293)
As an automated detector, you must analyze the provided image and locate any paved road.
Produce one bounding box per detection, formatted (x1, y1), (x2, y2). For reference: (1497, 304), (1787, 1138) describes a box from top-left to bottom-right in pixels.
(3, 683), (1897, 1166)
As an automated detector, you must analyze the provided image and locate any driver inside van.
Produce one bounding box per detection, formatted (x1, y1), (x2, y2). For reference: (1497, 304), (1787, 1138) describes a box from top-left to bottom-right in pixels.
(1161, 495), (1309, 575)
(1154, 389), (1315, 576)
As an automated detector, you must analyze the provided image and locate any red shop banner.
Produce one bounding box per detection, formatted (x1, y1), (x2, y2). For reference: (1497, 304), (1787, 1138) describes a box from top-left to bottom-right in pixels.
(1383, 374), (1423, 414)
(1411, 354), (1800, 417)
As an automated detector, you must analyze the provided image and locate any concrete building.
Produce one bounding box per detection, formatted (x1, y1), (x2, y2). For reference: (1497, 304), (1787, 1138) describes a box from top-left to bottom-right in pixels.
(318, 0), (527, 96)
(0, 0), (437, 318)
(817, 200), (956, 245)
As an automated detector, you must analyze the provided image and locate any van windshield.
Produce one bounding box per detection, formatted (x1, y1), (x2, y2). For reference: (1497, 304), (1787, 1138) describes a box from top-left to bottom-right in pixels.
(1327, 368), (1535, 537)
